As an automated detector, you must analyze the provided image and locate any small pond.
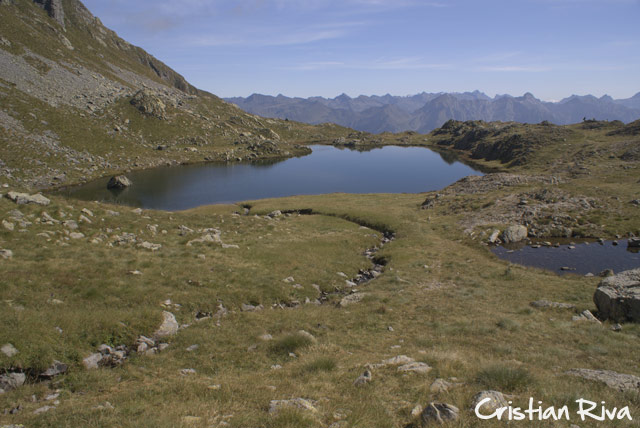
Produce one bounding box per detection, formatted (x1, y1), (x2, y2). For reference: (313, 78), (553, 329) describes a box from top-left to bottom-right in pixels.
(61, 145), (482, 211)
(492, 239), (640, 275)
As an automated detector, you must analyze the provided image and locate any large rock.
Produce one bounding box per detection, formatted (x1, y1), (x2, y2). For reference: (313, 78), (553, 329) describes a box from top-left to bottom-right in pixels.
(628, 238), (640, 248)
(107, 175), (132, 190)
(470, 390), (508, 413)
(0, 249), (12, 259)
(501, 225), (528, 243)
(566, 369), (640, 393)
(40, 360), (67, 379)
(593, 268), (640, 322)
(5, 191), (50, 206)
(0, 372), (26, 393)
(154, 311), (179, 338)
(419, 402), (459, 426)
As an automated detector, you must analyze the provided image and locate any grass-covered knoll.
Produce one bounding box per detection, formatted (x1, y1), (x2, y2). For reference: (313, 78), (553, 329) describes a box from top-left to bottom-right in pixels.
(1, 189), (639, 427)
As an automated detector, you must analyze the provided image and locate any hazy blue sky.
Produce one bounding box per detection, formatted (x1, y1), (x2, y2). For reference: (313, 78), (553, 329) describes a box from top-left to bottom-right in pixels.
(83, 0), (639, 100)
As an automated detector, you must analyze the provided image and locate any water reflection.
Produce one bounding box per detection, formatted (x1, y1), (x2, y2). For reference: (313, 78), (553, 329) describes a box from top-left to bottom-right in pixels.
(492, 239), (640, 275)
(61, 145), (482, 211)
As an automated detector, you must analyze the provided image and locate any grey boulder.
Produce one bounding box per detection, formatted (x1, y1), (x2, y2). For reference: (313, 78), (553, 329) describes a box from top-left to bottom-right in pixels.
(107, 175), (132, 190)
(593, 268), (640, 322)
(501, 225), (528, 243)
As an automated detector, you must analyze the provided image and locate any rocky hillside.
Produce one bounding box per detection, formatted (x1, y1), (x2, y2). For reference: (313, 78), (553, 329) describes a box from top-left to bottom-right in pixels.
(0, 0), (352, 190)
(227, 91), (640, 134)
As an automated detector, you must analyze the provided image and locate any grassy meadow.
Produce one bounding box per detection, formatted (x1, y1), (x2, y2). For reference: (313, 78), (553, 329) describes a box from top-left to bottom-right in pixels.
(1, 185), (639, 427)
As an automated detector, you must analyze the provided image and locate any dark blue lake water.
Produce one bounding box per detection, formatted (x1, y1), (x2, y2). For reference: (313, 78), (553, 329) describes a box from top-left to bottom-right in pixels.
(62, 145), (481, 211)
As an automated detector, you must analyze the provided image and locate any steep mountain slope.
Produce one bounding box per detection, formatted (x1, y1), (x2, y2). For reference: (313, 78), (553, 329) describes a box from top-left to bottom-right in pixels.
(227, 91), (640, 134)
(0, 0), (352, 190)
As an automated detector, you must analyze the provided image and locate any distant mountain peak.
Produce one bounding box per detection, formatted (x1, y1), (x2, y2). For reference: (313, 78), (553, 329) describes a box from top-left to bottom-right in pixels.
(226, 91), (640, 134)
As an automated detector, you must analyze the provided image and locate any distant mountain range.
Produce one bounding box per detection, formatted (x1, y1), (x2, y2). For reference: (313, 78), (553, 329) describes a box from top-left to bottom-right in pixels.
(226, 91), (640, 134)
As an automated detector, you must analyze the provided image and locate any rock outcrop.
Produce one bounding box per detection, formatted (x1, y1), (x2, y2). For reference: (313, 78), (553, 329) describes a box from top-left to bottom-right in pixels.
(593, 268), (640, 322)
(130, 90), (167, 119)
(5, 191), (51, 206)
(33, 0), (65, 28)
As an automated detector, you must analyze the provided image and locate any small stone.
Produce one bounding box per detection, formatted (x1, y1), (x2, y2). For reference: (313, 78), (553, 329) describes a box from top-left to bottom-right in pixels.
(63, 220), (79, 230)
(40, 360), (68, 379)
(241, 303), (263, 312)
(398, 362), (432, 374)
(530, 300), (575, 310)
(154, 311), (179, 338)
(138, 241), (161, 251)
(97, 344), (113, 355)
(572, 310), (602, 324)
(611, 323), (622, 332)
(1, 343), (18, 358)
(34, 405), (55, 414)
(186, 344), (199, 352)
(269, 398), (318, 414)
(182, 416), (202, 425)
(297, 330), (317, 343)
(598, 269), (614, 277)
(381, 355), (414, 366)
(82, 353), (103, 370)
(180, 368), (197, 375)
(354, 370), (372, 386)
(2, 220), (14, 231)
(339, 293), (365, 307)
(258, 334), (273, 341)
(45, 393), (60, 401)
(429, 378), (453, 394)
(411, 404), (424, 417)
(0, 249), (13, 259)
